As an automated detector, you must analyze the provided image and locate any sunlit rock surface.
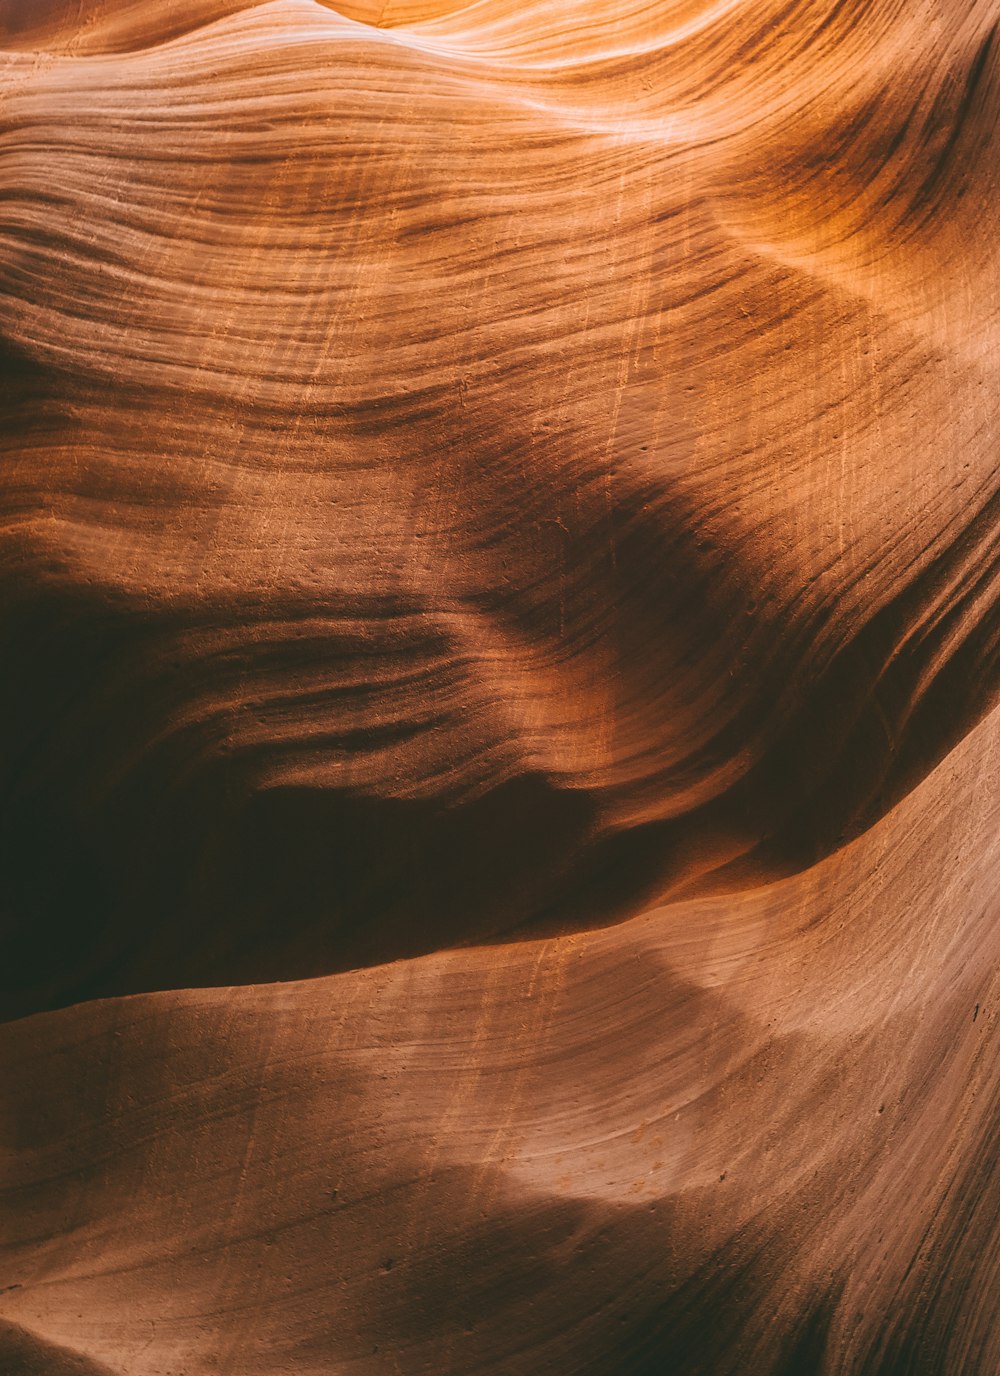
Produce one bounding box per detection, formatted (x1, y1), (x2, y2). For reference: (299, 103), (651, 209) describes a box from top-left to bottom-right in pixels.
(1, 1), (999, 1371)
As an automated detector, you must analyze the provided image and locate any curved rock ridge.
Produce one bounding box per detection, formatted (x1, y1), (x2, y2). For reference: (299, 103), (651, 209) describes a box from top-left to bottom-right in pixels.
(2, 691), (1000, 1374)
(1, 0), (998, 1014)
(1, 0), (999, 1370)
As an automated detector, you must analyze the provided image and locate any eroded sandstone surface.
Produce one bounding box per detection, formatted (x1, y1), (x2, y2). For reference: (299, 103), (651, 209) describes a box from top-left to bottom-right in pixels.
(1, 1), (999, 1371)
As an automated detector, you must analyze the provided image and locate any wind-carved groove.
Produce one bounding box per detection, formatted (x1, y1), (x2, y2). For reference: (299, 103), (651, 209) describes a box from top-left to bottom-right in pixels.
(1, 2), (1000, 1374)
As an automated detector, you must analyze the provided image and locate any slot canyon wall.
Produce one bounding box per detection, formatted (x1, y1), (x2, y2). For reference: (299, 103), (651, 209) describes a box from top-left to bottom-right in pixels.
(1, 0), (1000, 1371)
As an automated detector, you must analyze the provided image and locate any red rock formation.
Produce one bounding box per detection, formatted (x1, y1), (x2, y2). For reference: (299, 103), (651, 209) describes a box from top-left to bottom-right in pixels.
(1, 1), (998, 1370)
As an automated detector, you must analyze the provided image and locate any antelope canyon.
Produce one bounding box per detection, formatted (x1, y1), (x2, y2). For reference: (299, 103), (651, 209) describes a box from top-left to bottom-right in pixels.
(2, 0), (999, 1371)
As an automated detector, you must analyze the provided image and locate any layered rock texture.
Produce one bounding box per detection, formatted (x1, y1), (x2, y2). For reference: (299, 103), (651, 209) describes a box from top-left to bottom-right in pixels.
(2, 0), (999, 1371)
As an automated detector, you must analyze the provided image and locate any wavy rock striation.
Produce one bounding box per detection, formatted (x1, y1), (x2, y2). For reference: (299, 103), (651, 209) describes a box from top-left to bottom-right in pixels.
(1, 0), (999, 1371)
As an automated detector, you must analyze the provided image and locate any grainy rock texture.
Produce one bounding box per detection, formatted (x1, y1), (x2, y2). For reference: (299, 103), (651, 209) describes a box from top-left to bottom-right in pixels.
(1, 1), (999, 1371)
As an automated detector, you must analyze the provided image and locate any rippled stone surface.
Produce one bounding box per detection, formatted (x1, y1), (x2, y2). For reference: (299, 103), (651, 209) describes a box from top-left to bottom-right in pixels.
(1, 2), (999, 1371)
